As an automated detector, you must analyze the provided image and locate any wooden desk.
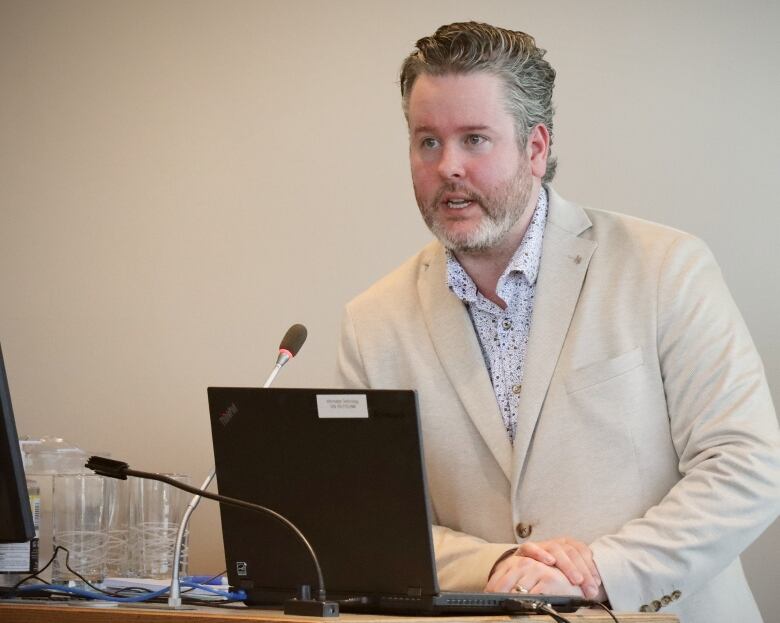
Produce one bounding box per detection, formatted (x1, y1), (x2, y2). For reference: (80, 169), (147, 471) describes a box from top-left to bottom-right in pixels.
(0, 601), (678, 623)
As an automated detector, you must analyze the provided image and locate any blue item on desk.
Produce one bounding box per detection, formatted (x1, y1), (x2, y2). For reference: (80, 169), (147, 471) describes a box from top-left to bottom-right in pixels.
(183, 575), (226, 586)
(12, 581), (245, 602)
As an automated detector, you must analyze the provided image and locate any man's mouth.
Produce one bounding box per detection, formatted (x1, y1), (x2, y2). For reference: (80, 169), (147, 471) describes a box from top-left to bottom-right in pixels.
(445, 198), (472, 209)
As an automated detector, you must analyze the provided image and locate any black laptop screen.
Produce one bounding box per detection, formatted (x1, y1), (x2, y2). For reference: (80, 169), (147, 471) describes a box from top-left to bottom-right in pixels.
(208, 388), (438, 603)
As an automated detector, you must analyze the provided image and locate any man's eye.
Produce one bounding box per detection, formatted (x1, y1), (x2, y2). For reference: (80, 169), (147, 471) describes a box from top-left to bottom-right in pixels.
(421, 137), (439, 149)
(466, 135), (486, 146)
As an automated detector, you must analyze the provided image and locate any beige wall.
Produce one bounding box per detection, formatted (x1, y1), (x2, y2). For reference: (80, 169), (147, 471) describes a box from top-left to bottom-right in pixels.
(1, 0), (778, 617)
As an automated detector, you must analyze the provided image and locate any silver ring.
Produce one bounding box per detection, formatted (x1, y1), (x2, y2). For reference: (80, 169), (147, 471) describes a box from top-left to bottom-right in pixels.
(513, 583), (530, 594)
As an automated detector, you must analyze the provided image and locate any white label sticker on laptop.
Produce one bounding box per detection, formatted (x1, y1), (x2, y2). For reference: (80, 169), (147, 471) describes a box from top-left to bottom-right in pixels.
(316, 394), (369, 418)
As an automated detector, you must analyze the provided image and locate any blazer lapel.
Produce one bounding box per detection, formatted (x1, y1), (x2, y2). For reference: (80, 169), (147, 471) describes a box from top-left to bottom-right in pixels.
(511, 191), (597, 493)
(417, 243), (513, 482)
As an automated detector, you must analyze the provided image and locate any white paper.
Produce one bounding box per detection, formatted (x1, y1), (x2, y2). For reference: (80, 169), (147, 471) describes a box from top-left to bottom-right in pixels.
(316, 394), (369, 419)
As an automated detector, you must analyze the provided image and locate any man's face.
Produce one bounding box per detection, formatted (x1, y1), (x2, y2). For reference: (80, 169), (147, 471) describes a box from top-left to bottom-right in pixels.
(407, 72), (534, 253)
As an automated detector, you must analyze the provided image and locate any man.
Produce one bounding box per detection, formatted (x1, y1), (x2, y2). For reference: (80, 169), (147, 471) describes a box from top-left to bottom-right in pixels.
(337, 22), (780, 622)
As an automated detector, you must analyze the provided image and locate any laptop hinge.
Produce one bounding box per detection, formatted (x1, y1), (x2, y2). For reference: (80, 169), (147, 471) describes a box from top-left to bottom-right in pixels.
(407, 587), (422, 597)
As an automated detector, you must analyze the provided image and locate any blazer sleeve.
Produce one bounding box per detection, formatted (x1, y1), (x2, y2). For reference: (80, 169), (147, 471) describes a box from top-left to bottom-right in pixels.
(432, 525), (519, 591)
(590, 235), (780, 610)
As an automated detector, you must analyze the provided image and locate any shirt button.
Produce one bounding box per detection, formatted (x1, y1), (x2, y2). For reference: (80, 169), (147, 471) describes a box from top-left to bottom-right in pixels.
(515, 522), (533, 539)
(512, 384), (522, 395)
(502, 319), (512, 330)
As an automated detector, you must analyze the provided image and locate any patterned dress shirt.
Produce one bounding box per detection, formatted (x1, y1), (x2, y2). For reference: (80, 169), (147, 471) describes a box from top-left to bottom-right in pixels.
(446, 188), (548, 443)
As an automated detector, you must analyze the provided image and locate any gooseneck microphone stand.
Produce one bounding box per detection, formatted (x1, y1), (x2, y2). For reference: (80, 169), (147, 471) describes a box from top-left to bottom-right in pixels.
(166, 324), (307, 609)
(128, 324), (308, 610)
(166, 360), (281, 609)
(86, 456), (337, 616)
(167, 471), (213, 607)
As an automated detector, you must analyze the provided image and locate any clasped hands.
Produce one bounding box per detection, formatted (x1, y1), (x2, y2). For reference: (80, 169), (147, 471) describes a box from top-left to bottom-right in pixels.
(485, 537), (606, 601)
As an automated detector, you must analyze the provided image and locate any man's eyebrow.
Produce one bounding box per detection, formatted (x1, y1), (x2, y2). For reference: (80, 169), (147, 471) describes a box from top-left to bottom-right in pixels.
(411, 125), (436, 135)
(411, 125), (493, 135)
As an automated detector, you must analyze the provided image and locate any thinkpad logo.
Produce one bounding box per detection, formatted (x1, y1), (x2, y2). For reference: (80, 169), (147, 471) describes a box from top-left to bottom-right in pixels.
(219, 402), (238, 426)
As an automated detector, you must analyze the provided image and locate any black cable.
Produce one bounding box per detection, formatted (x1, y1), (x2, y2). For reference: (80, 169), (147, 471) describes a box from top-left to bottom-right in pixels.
(11, 545), (232, 604)
(12, 545), (60, 589)
(531, 598), (621, 623)
(181, 597), (233, 606)
(180, 569), (227, 595)
(12, 546), (134, 598)
(20, 574), (50, 586)
(533, 602), (574, 623)
(589, 600), (621, 623)
(111, 586), (154, 596)
(183, 599), (254, 610)
(59, 549), (115, 595)
(199, 570), (227, 585)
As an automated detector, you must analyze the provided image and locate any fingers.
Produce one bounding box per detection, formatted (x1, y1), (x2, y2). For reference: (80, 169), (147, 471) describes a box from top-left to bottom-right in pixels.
(484, 555), (584, 597)
(528, 576), (584, 597)
(485, 555), (539, 593)
(542, 541), (586, 585)
(484, 559), (521, 593)
(515, 541), (555, 566)
(560, 538), (600, 584)
(487, 565), (538, 594)
(516, 538), (602, 599)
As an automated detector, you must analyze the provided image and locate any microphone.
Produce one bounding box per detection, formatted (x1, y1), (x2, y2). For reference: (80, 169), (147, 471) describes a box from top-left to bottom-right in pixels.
(279, 323), (308, 360)
(268, 323), (307, 386)
(165, 324), (309, 610)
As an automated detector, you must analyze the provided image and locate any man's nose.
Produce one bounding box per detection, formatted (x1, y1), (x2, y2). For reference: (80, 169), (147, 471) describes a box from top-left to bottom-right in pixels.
(437, 144), (465, 179)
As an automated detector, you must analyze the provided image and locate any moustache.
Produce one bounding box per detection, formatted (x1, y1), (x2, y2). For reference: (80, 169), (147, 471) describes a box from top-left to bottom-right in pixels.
(431, 184), (484, 208)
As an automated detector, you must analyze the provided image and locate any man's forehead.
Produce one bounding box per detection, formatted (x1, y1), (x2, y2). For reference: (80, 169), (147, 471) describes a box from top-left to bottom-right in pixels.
(408, 71), (503, 99)
(407, 72), (512, 133)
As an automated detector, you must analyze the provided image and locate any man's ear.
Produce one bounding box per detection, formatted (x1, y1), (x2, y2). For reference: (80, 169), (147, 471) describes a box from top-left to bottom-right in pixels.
(526, 124), (550, 180)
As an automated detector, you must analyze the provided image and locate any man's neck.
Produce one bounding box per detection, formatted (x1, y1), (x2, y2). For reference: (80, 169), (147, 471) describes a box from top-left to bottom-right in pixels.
(452, 189), (540, 309)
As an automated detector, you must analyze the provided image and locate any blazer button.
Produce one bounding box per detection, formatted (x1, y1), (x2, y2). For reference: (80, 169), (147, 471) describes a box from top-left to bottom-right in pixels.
(661, 595), (672, 606)
(515, 522), (533, 539)
(651, 600), (662, 611)
(671, 590), (681, 600)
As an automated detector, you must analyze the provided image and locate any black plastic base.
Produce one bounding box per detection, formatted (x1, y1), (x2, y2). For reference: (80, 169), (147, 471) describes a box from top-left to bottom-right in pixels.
(283, 598), (340, 617)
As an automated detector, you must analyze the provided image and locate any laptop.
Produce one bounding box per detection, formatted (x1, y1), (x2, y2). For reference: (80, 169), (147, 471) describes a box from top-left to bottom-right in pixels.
(207, 387), (581, 614)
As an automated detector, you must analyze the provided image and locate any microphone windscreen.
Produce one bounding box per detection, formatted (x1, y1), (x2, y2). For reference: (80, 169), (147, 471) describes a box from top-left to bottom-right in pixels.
(279, 324), (308, 357)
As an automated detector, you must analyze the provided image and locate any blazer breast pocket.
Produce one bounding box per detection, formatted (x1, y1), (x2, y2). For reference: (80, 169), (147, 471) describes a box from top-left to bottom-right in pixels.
(565, 346), (644, 395)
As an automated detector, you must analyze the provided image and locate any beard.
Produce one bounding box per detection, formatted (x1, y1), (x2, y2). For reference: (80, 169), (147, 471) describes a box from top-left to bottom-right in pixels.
(414, 161), (534, 254)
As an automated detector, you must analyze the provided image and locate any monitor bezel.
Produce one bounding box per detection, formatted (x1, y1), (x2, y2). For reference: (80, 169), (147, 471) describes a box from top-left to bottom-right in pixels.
(0, 342), (35, 543)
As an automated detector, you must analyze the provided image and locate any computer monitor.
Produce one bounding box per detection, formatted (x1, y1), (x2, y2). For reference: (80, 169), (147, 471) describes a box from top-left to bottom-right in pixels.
(0, 343), (35, 543)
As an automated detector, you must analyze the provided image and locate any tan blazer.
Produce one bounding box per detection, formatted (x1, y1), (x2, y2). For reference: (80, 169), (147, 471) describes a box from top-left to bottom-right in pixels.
(337, 188), (780, 623)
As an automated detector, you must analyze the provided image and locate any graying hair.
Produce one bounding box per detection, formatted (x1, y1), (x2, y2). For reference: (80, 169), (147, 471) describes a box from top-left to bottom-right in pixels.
(400, 22), (557, 183)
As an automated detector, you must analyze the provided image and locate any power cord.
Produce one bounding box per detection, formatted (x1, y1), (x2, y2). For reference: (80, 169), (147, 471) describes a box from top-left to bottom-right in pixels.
(12, 545), (113, 595)
(13, 580), (246, 603)
(182, 570), (227, 586)
(501, 596), (621, 623)
(7, 546), (244, 603)
(533, 601), (574, 623)
(588, 600), (621, 623)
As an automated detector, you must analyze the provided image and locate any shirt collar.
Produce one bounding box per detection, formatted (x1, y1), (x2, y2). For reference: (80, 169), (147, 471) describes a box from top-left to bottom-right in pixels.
(446, 187), (548, 304)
